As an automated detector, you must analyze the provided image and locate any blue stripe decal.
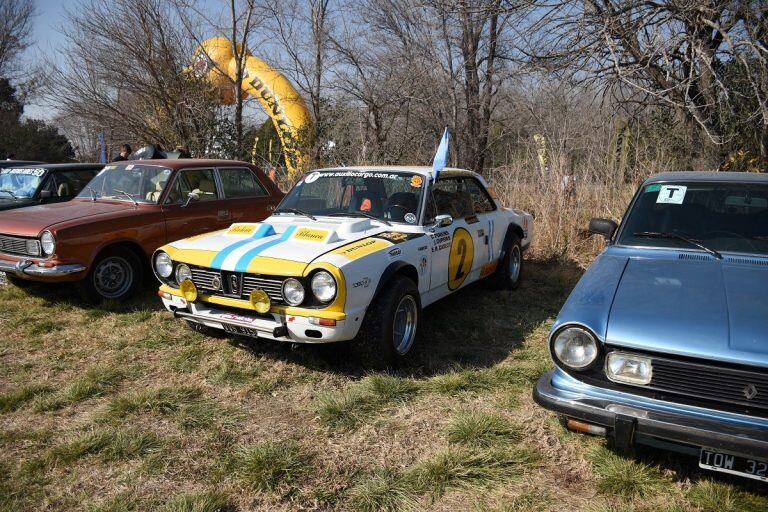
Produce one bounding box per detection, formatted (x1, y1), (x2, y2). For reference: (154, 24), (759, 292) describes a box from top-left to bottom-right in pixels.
(233, 225), (298, 272)
(210, 224), (275, 269)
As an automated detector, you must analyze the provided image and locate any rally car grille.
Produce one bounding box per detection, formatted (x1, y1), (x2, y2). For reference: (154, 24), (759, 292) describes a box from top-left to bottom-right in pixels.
(189, 267), (286, 304)
(0, 234), (36, 256)
(650, 357), (768, 413)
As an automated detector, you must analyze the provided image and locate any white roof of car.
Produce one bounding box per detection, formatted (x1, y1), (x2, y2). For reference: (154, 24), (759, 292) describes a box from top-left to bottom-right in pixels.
(314, 165), (477, 178)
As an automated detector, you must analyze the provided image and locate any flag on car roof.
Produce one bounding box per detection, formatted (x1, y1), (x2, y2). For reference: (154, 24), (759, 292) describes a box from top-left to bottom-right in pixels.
(432, 127), (450, 178)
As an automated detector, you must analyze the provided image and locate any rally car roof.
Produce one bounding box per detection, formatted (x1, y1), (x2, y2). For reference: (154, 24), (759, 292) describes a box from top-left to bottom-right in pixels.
(646, 171), (768, 184)
(315, 166), (477, 178)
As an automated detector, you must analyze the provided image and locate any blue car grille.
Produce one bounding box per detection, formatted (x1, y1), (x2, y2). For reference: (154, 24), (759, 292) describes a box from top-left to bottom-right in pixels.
(651, 357), (768, 413)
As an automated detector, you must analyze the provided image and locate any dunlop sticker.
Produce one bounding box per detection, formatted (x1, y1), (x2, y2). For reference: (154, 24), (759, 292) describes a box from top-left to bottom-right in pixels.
(293, 227), (329, 242)
(332, 238), (391, 260)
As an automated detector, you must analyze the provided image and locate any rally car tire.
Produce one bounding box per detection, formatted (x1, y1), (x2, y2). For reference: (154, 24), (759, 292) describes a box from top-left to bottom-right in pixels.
(492, 234), (523, 290)
(78, 247), (143, 303)
(355, 275), (421, 369)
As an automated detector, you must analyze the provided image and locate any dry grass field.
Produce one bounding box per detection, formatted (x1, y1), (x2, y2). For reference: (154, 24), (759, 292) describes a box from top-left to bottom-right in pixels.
(1, 256), (767, 512)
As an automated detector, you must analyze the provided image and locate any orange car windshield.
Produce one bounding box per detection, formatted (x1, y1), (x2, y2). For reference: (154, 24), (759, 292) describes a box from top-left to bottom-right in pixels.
(79, 164), (172, 204)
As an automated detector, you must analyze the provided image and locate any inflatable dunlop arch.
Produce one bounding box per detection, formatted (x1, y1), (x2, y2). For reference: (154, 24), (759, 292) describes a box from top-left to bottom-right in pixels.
(193, 37), (312, 177)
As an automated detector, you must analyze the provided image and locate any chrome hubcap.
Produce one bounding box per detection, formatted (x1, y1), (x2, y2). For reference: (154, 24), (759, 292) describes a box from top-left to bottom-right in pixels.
(392, 295), (418, 355)
(509, 246), (521, 282)
(93, 256), (133, 298)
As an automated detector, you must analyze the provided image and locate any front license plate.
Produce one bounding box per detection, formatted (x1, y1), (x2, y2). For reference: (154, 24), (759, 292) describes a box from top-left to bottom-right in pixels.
(222, 323), (260, 338)
(699, 449), (768, 482)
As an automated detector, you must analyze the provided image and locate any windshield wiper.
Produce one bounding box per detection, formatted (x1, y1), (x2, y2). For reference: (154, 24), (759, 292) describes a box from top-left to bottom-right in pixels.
(634, 231), (723, 259)
(273, 207), (316, 221)
(113, 189), (138, 206)
(328, 211), (392, 226)
(83, 186), (98, 201)
(0, 189), (17, 200)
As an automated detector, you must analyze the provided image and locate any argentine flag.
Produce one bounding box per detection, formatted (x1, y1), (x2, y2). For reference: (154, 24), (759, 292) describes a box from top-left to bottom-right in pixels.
(432, 127), (450, 178)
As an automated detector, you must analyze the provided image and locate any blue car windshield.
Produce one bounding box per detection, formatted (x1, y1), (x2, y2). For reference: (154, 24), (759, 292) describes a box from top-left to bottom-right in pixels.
(0, 167), (47, 198)
(277, 170), (425, 224)
(618, 181), (768, 256)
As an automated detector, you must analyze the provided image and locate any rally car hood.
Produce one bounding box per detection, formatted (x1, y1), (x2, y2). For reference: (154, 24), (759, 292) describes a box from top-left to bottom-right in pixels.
(0, 199), (136, 236)
(165, 216), (396, 274)
(604, 252), (768, 368)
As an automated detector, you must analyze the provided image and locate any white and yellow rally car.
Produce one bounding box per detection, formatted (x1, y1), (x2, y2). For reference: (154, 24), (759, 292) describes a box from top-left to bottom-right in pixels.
(153, 166), (533, 365)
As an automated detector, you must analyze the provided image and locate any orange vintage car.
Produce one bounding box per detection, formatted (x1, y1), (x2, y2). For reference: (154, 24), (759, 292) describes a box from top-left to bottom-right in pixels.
(0, 159), (283, 301)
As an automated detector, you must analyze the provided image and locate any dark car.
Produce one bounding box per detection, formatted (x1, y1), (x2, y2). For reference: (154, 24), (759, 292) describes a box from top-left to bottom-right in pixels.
(0, 160), (45, 169)
(0, 159), (283, 301)
(0, 163), (103, 211)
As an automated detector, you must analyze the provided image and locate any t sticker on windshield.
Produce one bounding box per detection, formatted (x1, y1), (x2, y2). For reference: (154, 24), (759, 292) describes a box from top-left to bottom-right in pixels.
(656, 185), (687, 205)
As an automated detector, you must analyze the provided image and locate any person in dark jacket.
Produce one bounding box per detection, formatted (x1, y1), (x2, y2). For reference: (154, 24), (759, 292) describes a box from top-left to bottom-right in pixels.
(112, 144), (132, 162)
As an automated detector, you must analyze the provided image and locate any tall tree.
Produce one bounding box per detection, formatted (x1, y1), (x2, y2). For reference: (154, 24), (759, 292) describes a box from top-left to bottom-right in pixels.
(0, 0), (34, 79)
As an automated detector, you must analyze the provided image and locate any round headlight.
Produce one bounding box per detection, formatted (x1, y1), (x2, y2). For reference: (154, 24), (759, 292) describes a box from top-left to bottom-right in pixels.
(552, 326), (599, 370)
(282, 278), (305, 306)
(176, 264), (192, 284)
(40, 231), (55, 256)
(154, 251), (173, 278)
(311, 271), (336, 303)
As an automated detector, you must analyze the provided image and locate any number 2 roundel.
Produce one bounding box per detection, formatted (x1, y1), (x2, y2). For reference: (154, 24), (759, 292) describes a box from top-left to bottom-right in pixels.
(448, 227), (474, 290)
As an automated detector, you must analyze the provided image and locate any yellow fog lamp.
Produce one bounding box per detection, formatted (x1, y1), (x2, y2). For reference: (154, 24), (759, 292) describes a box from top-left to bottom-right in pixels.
(180, 279), (198, 302)
(249, 289), (271, 314)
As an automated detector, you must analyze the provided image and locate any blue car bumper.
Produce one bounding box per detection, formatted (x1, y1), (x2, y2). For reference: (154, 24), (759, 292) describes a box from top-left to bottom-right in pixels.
(533, 369), (768, 459)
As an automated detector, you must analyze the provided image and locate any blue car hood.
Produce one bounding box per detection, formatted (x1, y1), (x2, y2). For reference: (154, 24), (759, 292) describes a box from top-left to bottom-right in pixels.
(606, 254), (768, 368)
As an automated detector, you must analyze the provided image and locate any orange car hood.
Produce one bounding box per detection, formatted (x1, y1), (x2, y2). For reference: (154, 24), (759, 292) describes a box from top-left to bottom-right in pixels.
(0, 199), (135, 236)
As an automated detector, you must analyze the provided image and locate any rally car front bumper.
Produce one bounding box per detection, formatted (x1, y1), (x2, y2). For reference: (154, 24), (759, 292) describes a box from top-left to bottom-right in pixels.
(160, 291), (359, 344)
(534, 370), (768, 459)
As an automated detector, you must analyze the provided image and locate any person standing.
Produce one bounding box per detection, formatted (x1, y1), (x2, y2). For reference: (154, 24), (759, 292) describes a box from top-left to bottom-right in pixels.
(112, 144), (132, 162)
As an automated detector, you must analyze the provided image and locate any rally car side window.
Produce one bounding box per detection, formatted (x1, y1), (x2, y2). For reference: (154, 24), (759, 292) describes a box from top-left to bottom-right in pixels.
(465, 178), (496, 213)
(433, 177), (474, 219)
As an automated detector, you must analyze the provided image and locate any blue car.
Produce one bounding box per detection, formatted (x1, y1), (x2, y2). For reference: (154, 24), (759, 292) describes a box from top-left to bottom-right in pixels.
(534, 171), (768, 482)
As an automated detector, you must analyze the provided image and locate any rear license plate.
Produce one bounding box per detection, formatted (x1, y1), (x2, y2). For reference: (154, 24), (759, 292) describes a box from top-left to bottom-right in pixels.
(699, 449), (768, 482)
(222, 323), (260, 338)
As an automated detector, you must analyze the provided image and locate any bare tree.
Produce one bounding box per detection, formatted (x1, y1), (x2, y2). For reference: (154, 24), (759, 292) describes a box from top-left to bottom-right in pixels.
(0, 0), (34, 79)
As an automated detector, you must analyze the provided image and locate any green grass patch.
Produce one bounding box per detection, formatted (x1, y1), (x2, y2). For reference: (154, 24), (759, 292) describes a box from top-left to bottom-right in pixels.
(35, 366), (122, 411)
(28, 318), (64, 335)
(103, 386), (202, 419)
(316, 374), (419, 429)
(588, 446), (673, 501)
(687, 479), (768, 512)
(0, 383), (52, 413)
(234, 439), (310, 492)
(445, 410), (520, 447)
(346, 468), (414, 512)
(117, 309), (154, 326)
(169, 346), (207, 374)
(159, 491), (231, 512)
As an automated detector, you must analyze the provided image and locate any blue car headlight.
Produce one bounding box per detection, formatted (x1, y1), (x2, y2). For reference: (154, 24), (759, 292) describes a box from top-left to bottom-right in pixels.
(552, 326), (599, 370)
(606, 351), (653, 385)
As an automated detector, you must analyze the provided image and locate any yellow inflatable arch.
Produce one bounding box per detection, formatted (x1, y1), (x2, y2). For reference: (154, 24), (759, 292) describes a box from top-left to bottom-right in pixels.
(193, 37), (312, 177)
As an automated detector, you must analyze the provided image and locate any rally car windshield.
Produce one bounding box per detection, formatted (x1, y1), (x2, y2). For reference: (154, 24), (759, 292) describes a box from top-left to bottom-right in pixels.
(0, 168), (47, 198)
(277, 170), (426, 224)
(618, 181), (768, 256)
(78, 164), (172, 204)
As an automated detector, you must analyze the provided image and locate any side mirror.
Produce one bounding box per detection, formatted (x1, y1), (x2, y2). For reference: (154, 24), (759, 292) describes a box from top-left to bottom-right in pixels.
(182, 192), (199, 208)
(435, 214), (453, 228)
(40, 190), (52, 199)
(589, 218), (618, 240)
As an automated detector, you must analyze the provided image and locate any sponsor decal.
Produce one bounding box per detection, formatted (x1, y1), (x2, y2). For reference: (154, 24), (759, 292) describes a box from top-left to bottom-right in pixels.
(227, 224), (259, 236)
(404, 213), (417, 224)
(410, 175), (423, 187)
(430, 230), (451, 253)
(305, 171), (321, 183)
(374, 231), (424, 244)
(417, 245), (428, 251)
(419, 256), (428, 275)
(353, 277), (371, 288)
(333, 238), (391, 260)
(293, 227), (328, 242)
(479, 260), (498, 279)
(305, 170), (408, 180)
(477, 229), (485, 237)
(220, 313), (257, 324)
(448, 227), (474, 290)
(1, 168), (46, 176)
(388, 247), (402, 258)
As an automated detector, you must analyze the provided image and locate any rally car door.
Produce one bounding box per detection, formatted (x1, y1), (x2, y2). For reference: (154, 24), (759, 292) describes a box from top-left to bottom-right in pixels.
(427, 177), (483, 300)
(463, 177), (504, 276)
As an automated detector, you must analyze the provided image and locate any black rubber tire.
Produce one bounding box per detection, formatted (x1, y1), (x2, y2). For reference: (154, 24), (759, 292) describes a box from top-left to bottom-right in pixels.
(353, 275), (421, 370)
(78, 247), (143, 303)
(491, 234), (524, 290)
